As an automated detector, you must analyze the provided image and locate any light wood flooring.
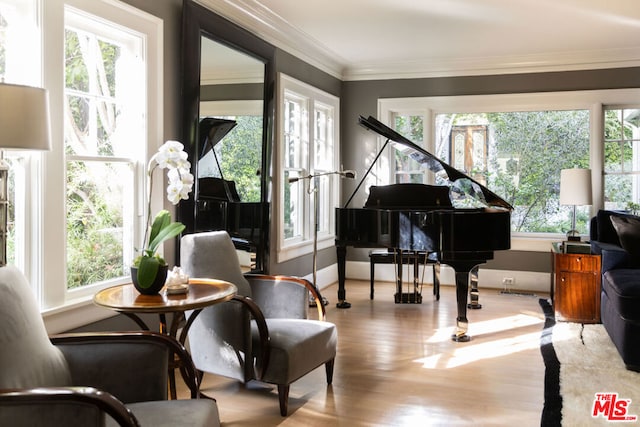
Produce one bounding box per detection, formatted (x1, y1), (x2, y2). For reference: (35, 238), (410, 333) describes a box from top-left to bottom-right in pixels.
(178, 279), (548, 426)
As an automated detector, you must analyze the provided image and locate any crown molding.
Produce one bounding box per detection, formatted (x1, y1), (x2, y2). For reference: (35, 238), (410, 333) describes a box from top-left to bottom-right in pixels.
(343, 47), (640, 81)
(195, 0), (640, 82)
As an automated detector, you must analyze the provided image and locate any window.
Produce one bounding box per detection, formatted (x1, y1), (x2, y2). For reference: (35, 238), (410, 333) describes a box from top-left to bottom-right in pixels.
(32, 0), (161, 312)
(603, 107), (640, 212)
(379, 90), (640, 246)
(278, 74), (339, 261)
(64, 9), (143, 289)
(0, 0), (41, 273)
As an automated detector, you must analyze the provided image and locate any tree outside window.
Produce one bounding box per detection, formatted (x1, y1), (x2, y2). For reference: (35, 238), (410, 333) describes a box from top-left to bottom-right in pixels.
(395, 110), (591, 235)
(64, 10), (143, 289)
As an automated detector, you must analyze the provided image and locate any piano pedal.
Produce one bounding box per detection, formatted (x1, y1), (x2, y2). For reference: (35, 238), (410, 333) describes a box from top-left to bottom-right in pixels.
(394, 292), (422, 304)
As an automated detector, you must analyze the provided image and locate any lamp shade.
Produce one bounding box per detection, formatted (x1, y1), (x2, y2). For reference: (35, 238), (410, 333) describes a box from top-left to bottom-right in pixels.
(559, 168), (592, 206)
(0, 83), (51, 151)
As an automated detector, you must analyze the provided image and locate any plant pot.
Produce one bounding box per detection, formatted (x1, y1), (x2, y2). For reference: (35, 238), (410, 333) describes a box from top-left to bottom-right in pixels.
(131, 264), (169, 295)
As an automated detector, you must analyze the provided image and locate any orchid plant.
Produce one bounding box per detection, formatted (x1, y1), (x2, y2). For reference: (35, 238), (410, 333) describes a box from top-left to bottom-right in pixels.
(133, 140), (194, 288)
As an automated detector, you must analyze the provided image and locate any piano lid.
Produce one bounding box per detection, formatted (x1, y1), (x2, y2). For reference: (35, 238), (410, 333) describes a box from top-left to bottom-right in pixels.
(199, 117), (237, 159)
(357, 115), (513, 210)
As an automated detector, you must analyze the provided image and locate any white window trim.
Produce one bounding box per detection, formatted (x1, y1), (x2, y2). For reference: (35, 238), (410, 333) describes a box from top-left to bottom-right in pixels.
(378, 89), (640, 251)
(200, 100), (263, 117)
(276, 73), (340, 262)
(38, 0), (162, 332)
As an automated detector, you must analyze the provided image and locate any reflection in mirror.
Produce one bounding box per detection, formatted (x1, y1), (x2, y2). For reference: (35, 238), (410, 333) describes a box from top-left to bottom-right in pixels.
(180, 0), (275, 273)
(197, 36), (266, 271)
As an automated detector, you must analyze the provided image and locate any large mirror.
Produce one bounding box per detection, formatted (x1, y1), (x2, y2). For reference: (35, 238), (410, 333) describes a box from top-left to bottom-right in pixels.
(180, 0), (275, 273)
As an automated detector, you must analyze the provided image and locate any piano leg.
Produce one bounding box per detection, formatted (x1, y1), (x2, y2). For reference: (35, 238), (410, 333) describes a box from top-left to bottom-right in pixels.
(467, 265), (482, 309)
(453, 270), (471, 342)
(335, 245), (351, 309)
(433, 263), (441, 301)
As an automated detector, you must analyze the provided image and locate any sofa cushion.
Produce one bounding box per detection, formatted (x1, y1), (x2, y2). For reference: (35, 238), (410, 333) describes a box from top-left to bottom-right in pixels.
(0, 266), (71, 389)
(602, 269), (640, 322)
(595, 210), (639, 246)
(252, 318), (337, 385)
(610, 215), (640, 256)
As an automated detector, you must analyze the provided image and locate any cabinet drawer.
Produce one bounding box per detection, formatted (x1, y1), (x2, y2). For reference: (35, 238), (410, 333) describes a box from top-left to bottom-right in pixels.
(555, 253), (600, 272)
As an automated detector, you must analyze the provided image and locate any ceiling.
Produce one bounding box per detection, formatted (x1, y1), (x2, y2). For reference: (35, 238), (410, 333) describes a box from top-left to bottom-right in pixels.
(197, 0), (640, 81)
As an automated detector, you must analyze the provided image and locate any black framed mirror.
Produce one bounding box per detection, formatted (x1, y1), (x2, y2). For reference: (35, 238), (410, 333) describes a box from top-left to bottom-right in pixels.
(179, 0), (275, 273)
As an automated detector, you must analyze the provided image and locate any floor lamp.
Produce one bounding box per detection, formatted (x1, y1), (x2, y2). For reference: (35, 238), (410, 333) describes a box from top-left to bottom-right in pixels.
(0, 83), (52, 266)
(289, 169), (356, 306)
(559, 168), (592, 242)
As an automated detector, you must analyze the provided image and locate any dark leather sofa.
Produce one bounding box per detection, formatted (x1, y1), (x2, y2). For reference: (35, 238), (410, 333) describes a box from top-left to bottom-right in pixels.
(590, 209), (640, 371)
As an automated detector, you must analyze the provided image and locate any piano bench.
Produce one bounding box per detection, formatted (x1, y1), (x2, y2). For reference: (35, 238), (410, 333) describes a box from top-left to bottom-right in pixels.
(368, 250), (439, 303)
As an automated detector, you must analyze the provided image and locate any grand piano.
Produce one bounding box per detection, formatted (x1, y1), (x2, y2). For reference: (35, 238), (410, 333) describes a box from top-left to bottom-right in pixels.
(336, 115), (513, 341)
(189, 117), (266, 268)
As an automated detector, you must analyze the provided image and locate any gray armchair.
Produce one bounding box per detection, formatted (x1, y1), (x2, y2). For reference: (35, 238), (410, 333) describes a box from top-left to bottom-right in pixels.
(180, 231), (338, 416)
(0, 265), (220, 427)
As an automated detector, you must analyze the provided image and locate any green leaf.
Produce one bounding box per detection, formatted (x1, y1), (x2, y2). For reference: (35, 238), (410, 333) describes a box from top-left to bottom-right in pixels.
(137, 255), (160, 289)
(147, 222), (185, 254)
(148, 210), (171, 249)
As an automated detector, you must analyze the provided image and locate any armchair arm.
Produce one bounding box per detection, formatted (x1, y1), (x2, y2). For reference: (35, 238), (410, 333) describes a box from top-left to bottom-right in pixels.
(0, 386), (139, 427)
(51, 331), (201, 400)
(231, 295), (271, 379)
(245, 274), (326, 321)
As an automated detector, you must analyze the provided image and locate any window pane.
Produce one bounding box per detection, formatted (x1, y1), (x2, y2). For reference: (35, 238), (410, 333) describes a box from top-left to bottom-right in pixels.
(394, 115), (424, 183)
(65, 10), (143, 289)
(284, 173), (303, 239)
(604, 108), (640, 211)
(65, 27), (123, 157)
(66, 160), (133, 289)
(430, 110), (590, 234)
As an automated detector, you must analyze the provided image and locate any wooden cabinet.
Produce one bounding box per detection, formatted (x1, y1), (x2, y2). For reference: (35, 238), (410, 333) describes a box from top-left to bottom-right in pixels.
(551, 247), (601, 323)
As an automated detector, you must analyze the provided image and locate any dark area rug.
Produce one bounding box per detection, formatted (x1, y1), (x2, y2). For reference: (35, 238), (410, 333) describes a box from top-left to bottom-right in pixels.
(539, 298), (562, 427)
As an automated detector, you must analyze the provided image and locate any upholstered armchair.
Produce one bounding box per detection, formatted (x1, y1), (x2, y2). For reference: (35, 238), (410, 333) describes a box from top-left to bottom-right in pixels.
(180, 231), (338, 416)
(0, 265), (220, 427)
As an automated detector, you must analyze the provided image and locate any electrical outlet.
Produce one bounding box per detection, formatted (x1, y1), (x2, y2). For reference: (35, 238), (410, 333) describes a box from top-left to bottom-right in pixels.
(502, 277), (514, 287)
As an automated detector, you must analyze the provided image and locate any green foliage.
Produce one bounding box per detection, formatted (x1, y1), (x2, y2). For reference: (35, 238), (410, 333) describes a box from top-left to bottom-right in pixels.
(64, 27), (128, 289)
(66, 161), (126, 288)
(217, 116), (263, 202)
(484, 110), (590, 233)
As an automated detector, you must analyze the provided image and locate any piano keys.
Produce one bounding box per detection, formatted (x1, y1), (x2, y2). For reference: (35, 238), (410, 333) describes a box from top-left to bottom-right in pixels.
(335, 115), (513, 341)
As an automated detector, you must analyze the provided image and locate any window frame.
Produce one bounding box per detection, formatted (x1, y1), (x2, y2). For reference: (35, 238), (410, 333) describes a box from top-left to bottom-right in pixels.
(39, 0), (162, 319)
(379, 89), (640, 251)
(276, 73), (340, 262)
(602, 105), (640, 211)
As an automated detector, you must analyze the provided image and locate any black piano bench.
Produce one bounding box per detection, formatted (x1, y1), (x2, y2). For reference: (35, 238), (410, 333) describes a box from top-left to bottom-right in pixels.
(368, 250), (440, 303)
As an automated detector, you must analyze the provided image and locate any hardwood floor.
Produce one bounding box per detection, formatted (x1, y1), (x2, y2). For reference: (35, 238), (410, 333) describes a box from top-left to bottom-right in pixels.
(178, 279), (548, 426)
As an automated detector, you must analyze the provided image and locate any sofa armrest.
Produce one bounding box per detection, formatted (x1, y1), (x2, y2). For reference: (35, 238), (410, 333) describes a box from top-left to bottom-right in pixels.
(0, 386), (139, 427)
(601, 247), (640, 272)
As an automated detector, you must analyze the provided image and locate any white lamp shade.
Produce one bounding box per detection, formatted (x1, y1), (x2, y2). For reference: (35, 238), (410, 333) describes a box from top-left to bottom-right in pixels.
(559, 168), (592, 206)
(0, 83), (52, 151)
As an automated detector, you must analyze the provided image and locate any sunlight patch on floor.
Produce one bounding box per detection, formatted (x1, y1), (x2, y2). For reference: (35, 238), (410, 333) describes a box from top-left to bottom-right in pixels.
(417, 313), (544, 369)
(426, 313), (543, 344)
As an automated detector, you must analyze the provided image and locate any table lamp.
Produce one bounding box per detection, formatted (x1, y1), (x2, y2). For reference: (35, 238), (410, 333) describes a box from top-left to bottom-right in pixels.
(0, 83), (52, 266)
(559, 168), (592, 242)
